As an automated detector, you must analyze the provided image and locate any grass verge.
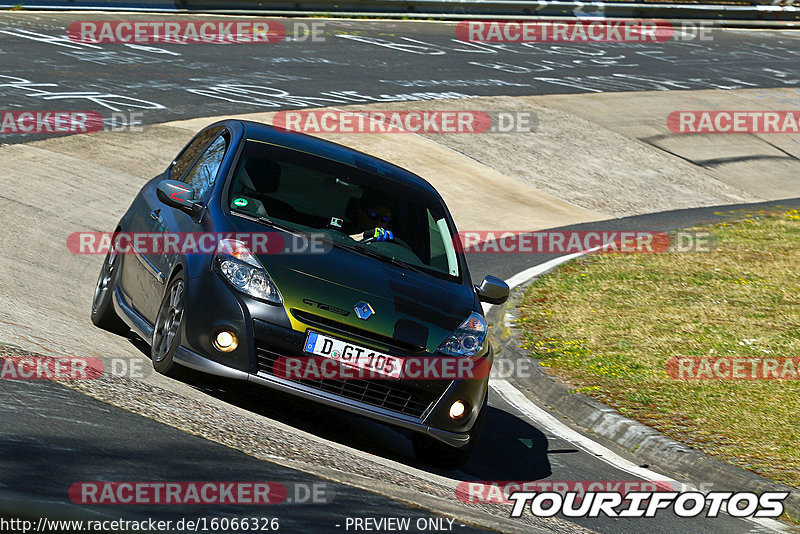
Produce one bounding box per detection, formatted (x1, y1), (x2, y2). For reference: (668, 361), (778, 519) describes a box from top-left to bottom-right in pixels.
(518, 209), (800, 490)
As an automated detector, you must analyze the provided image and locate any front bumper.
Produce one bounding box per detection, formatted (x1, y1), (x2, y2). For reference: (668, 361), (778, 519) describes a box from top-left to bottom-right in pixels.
(172, 343), (473, 448)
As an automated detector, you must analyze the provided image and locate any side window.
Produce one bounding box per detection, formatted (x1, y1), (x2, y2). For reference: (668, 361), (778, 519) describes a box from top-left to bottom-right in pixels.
(170, 125), (224, 181)
(182, 134), (228, 203)
(428, 210), (448, 271)
(428, 210), (459, 276)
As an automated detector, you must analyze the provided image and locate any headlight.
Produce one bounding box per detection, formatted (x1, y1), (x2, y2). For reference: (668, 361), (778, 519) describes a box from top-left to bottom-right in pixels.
(437, 312), (487, 357)
(214, 239), (282, 304)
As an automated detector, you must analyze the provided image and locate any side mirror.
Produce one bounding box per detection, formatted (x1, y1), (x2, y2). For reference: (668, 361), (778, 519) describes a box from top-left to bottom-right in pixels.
(475, 275), (510, 305)
(156, 180), (200, 217)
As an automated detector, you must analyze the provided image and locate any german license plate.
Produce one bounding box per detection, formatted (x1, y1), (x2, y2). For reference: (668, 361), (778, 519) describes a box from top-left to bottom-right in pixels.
(303, 331), (402, 379)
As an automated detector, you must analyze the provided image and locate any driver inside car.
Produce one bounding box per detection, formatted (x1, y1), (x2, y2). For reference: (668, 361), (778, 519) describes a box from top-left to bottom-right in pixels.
(349, 198), (394, 242)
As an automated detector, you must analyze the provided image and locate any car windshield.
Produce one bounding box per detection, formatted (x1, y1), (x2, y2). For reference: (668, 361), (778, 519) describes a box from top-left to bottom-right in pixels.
(227, 139), (461, 281)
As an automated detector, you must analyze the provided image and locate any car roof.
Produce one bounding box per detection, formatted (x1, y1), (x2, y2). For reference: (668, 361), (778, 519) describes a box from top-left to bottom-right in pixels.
(232, 119), (440, 197)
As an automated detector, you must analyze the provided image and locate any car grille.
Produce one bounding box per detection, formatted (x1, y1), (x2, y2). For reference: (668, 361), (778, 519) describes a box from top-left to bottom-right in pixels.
(255, 345), (446, 419)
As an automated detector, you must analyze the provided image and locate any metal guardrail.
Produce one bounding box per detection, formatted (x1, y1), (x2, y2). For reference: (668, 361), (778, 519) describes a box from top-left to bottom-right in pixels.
(4, 0), (800, 22)
(183, 0), (800, 21)
(4, 1), (178, 9)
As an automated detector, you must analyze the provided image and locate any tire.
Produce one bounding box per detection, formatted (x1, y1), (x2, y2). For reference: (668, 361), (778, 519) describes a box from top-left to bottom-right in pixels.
(90, 246), (129, 335)
(151, 272), (187, 378)
(412, 393), (488, 471)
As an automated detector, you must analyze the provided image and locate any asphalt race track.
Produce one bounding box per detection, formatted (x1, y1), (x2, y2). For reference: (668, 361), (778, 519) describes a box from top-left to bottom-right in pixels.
(1, 12), (799, 534)
(0, 378), (489, 533)
(1, 14), (800, 142)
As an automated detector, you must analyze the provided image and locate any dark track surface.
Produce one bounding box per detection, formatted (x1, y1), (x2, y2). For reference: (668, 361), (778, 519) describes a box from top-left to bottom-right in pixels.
(0, 377), (486, 532)
(1, 13), (799, 143)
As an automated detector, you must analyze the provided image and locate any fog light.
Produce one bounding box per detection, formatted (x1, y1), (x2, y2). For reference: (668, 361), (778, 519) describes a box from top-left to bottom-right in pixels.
(213, 330), (238, 352)
(449, 400), (467, 420)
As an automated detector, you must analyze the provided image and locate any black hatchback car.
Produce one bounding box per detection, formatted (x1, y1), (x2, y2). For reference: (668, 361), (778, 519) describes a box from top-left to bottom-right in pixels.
(91, 120), (509, 469)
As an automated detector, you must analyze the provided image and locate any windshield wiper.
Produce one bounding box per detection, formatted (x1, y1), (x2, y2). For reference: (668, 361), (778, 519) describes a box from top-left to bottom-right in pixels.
(254, 216), (300, 235)
(230, 211), (307, 239)
(333, 241), (426, 275)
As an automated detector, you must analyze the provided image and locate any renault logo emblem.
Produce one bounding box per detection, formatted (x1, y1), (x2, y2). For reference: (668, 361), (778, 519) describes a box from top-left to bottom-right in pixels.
(354, 301), (374, 320)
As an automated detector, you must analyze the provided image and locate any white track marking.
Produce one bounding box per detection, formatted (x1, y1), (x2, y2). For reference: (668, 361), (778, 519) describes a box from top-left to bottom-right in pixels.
(492, 378), (678, 481)
(505, 247), (602, 290)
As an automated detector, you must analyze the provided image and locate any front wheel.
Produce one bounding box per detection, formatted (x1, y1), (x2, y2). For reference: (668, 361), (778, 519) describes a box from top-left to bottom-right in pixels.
(412, 394), (488, 470)
(90, 246), (129, 335)
(151, 273), (187, 378)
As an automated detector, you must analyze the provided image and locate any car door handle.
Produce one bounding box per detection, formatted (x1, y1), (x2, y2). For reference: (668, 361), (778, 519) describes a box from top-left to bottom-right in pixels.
(150, 209), (161, 221)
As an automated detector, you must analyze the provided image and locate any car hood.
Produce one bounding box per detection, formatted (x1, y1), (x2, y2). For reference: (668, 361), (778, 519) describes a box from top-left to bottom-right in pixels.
(246, 228), (475, 353)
